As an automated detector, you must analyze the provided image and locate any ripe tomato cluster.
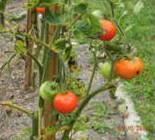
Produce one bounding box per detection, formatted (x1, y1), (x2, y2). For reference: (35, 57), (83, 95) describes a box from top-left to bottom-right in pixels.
(98, 19), (144, 80)
(37, 9), (144, 116)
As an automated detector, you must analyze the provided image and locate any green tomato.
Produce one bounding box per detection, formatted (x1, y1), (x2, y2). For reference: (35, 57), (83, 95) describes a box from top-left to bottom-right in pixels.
(92, 10), (103, 19)
(39, 81), (58, 101)
(99, 62), (112, 79)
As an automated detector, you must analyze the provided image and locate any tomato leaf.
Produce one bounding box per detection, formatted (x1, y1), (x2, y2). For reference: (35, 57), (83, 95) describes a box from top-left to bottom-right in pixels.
(0, 0), (8, 11)
(73, 14), (101, 43)
(45, 11), (65, 25)
(74, 2), (88, 14)
(53, 38), (67, 52)
(15, 40), (27, 55)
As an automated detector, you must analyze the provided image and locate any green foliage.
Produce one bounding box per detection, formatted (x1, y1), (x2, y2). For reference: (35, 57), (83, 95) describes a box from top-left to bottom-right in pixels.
(44, 126), (57, 136)
(74, 2), (88, 14)
(0, 0), (8, 11)
(90, 102), (117, 135)
(45, 10), (64, 25)
(15, 40), (27, 55)
(27, 0), (39, 8)
(73, 15), (101, 43)
(66, 76), (87, 98)
(92, 101), (108, 118)
(42, 0), (64, 5)
(74, 115), (89, 131)
(133, 0), (144, 14)
(58, 113), (75, 126)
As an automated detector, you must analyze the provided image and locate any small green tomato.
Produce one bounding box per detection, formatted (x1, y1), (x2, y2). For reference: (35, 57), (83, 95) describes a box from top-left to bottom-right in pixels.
(39, 81), (58, 101)
(99, 62), (112, 79)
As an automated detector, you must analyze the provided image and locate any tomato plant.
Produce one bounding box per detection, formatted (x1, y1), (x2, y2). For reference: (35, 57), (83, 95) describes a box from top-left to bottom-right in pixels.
(0, 0), (145, 140)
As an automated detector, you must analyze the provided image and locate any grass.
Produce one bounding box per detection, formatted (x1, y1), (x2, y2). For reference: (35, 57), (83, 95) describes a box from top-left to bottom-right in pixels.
(121, 0), (155, 139)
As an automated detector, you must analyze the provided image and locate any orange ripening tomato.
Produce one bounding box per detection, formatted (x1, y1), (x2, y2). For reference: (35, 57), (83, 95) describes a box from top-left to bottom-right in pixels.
(53, 91), (78, 114)
(36, 7), (46, 14)
(99, 19), (117, 41)
(114, 57), (144, 80)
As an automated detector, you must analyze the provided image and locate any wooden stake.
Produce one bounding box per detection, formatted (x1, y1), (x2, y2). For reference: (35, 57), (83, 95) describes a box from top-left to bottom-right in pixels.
(24, 9), (35, 90)
(42, 26), (58, 140)
(42, 5), (60, 140)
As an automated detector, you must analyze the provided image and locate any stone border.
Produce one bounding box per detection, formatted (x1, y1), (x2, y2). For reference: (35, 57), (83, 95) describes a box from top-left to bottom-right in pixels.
(115, 84), (148, 140)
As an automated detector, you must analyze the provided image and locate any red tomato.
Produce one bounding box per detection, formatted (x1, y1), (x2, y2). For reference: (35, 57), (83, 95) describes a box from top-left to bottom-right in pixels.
(53, 91), (78, 114)
(99, 19), (117, 41)
(36, 7), (46, 14)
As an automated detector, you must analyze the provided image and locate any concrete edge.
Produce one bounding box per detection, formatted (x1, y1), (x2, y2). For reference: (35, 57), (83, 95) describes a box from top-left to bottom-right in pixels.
(115, 83), (148, 140)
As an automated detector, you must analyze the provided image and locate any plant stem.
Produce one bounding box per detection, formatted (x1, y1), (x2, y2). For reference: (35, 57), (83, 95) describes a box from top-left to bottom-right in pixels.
(86, 52), (97, 95)
(62, 83), (115, 139)
(27, 52), (43, 85)
(38, 97), (44, 139)
(0, 101), (33, 117)
(0, 53), (16, 72)
(67, 14), (82, 29)
(0, 29), (56, 54)
(25, 32), (57, 53)
(109, 0), (115, 18)
(114, 20), (125, 37)
(108, 0), (126, 37)
(30, 112), (39, 140)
